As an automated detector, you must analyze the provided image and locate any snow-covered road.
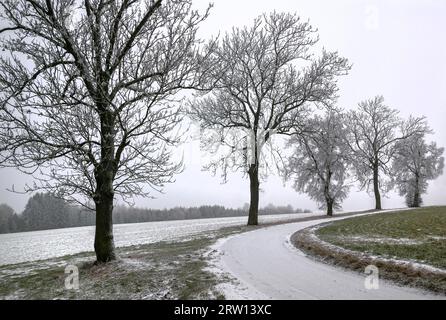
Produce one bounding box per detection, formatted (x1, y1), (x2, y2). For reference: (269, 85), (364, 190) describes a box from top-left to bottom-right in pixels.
(214, 212), (445, 300)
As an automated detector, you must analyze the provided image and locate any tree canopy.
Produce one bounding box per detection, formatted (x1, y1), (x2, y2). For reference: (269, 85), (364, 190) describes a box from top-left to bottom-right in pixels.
(392, 134), (444, 207)
(190, 11), (350, 224)
(285, 108), (352, 215)
(345, 96), (428, 210)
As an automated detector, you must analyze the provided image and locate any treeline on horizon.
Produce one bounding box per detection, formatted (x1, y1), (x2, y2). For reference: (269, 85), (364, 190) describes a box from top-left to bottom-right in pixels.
(0, 192), (310, 234)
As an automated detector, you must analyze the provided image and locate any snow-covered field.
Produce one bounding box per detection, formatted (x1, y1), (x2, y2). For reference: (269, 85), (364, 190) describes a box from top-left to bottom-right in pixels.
(0, 213), (315, 266)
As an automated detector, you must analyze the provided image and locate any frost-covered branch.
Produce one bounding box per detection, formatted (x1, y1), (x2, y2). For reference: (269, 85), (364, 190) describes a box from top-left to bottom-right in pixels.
(189, 11), (350, 224)
(391, 133), (444, 207)
(285, 108), (352, 215)
(0, 0), (213, 262)
(345, 95), (429, 209)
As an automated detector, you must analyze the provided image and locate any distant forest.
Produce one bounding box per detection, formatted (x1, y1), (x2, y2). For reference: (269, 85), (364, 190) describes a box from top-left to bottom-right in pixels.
(0, 193), (310, 234)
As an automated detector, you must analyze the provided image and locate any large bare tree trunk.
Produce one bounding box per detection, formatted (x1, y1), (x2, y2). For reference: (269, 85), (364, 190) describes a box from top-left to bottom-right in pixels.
(94, 110), (117, 263)
(373, 165), (382, 210)
(326, 198), (333, 216)
(324, 175), (333, 216)
(94, 193), (116, 263)
(248, 164), (259, 226)
(412, 174), (421, 207)
(411, 193), (420, 208)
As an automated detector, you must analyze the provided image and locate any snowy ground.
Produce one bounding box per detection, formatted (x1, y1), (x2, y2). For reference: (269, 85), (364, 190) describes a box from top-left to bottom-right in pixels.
(0, 212), (316, 266)
(210, 210), (445, 300)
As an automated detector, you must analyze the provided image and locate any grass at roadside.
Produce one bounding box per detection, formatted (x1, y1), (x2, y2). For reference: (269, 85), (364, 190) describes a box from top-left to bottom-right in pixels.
(0, 227), (245, 300)
(292, 206), (446, 294)
(317, 206), (446, 269)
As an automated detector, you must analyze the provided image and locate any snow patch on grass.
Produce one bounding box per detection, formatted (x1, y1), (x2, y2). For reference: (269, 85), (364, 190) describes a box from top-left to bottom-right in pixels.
(336, 236), (424, 245)
(307, 224), (446, 275)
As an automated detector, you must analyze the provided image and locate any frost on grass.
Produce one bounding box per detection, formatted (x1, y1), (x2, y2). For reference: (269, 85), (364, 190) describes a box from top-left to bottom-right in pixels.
(308, 224), (446, 274)
(292, 219), (446, 294)
(0, 226), (252, 300)
(332, 235), (425, 246)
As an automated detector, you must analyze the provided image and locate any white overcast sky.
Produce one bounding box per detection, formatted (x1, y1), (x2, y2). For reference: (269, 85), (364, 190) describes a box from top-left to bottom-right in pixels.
(1, 0), (445, 213)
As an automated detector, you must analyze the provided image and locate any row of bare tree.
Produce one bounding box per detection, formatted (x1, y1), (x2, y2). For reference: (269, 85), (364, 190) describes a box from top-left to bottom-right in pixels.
(284, 101), (443, 216)
(0, 1), (443, 262)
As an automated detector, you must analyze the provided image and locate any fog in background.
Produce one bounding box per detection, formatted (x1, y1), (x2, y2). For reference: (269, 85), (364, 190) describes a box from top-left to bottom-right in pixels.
(1, 0), (445, 213)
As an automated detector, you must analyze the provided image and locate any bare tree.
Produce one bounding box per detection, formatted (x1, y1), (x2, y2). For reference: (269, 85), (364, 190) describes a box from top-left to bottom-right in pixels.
(346, 96), (428, 210)
(285, 108), (352, 216)
(392, 134), (444, 207)
(0, 0), (211, 262)
(190, 12), (350, 225)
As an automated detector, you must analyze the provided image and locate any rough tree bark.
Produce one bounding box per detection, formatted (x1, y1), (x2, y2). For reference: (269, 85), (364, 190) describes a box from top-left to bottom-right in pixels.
(324, 182), (334, 216)
(373, 164), (382, 210)
(412, 174), (421, 208)
(248, 163), (259, 225)
(326, 198), (334, 216)
(325, 171), (334, 216)
(93, 110), (117, 262)
(94, 195), (116, 262)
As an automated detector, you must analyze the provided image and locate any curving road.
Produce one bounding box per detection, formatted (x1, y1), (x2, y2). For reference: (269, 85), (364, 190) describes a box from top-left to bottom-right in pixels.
(214, 213), (445, 300)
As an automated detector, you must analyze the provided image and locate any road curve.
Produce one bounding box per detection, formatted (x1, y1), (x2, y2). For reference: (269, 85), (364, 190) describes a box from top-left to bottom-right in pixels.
(214, 213), (445, 300)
